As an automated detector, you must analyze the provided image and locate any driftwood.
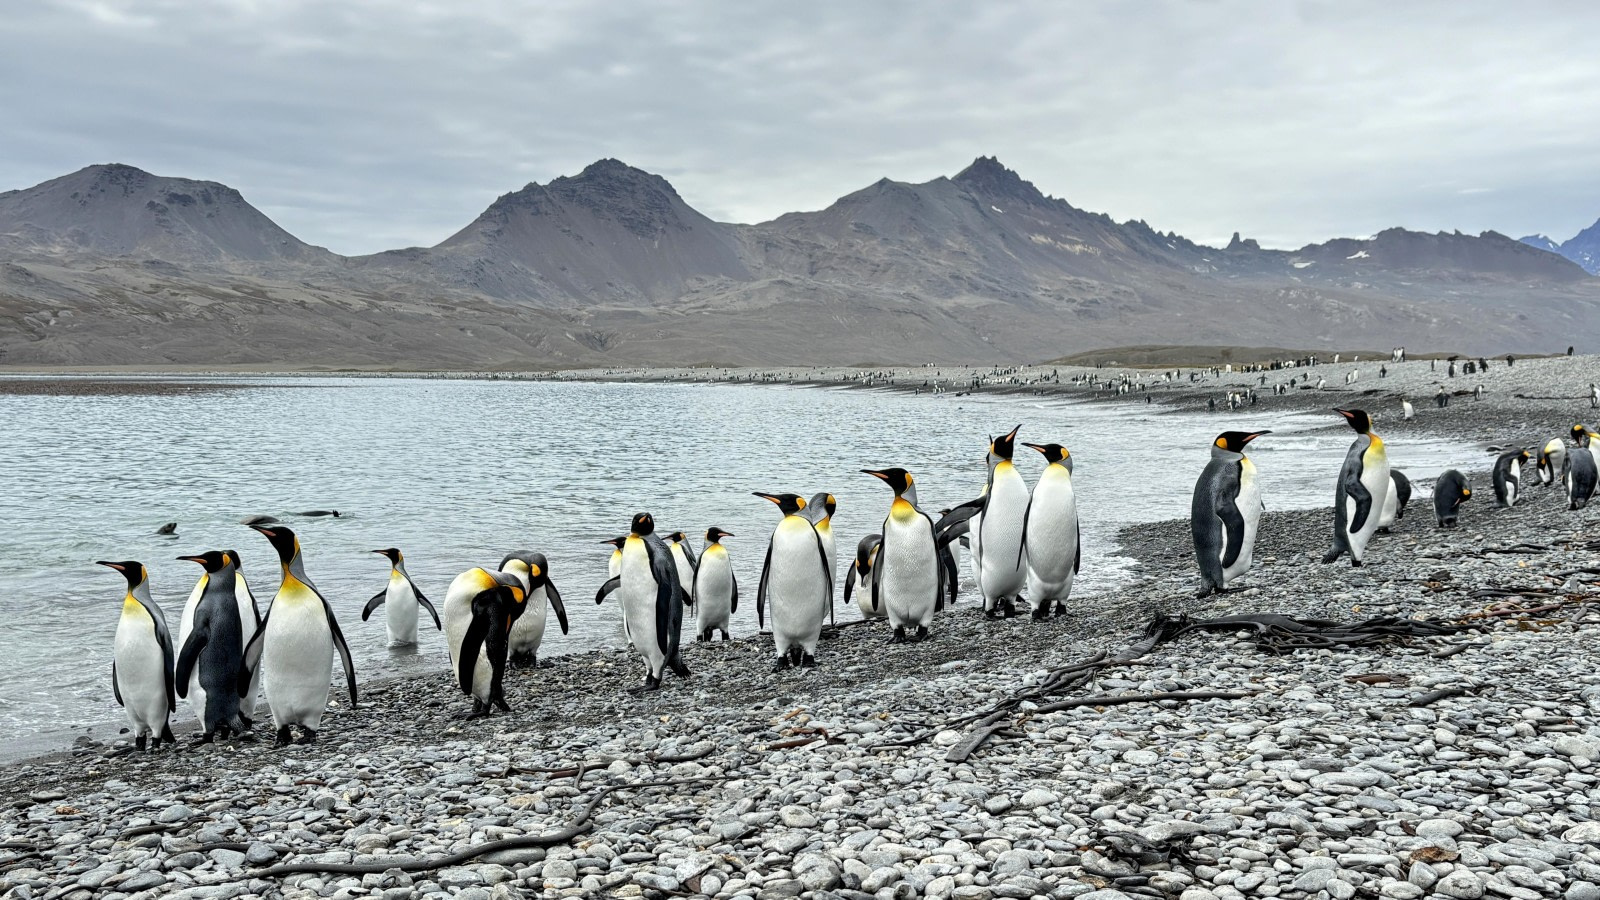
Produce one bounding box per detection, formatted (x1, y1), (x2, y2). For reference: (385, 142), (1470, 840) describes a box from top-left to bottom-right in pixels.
(498, 744), (715, 778)
(1409, 685), (1479, 707)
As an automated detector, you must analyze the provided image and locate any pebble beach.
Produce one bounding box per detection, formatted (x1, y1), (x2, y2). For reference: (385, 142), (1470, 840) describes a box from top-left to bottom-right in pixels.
(3, 355), (1600, 900)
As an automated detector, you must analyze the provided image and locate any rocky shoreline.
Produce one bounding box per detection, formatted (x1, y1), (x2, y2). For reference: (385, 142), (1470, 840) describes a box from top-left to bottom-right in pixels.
(3, 365), (1600, 900)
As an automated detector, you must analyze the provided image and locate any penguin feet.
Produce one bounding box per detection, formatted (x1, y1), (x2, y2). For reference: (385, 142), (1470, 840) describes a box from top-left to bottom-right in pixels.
(492, 695), (513, 713)
(463, 700), (491, 720)
(134, 735), (148, 752)
(912, 626), (930, 643)
(239, 715), (254, 729)
(189, 733), (215, 748)
(1001, 599), (1019, 618)
(273, 726), (294, 748)
(696, 632), (709, 643)
(772, 656), (793, 672)
(982, 607), (1005, 621)
(1351, 559), (1365, 568)
(889, 626), (908, 644)
(628, 675), (663, 694)
(669, 657), (692, 678)
(296, 728), (317, 746)
(1053, 602), (1069, 617)
(509, 651), (536, 669)
(1029, 605), (1050, 621)
(1320, 548), (1345, 564)
(800, 652), (818, 668)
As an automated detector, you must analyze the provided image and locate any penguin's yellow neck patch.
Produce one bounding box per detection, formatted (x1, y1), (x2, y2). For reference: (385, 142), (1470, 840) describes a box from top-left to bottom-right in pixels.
(890, 497), (918, 520)
(705, 543), (726, 557)
(121, 595), (145, 618)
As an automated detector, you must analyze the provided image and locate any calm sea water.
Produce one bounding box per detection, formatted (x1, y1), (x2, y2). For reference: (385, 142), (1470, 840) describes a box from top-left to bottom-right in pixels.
(0, 377), (1484, 740)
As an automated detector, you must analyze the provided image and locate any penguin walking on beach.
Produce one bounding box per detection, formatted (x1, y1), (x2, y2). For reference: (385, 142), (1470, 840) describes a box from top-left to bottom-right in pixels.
(1563, 425), (1598, 511)
(501, 551), (569, 667)
(1191, 430), (1270, 598)
(692, 527), (738, 641)
(1377, 470), (1412, 533)
(99, 560), (176, 751)
(594, 513), (691, 691)
(754, 492), (833, 667)
(862, 469), (940, 642)
(1492, 449), (1530, 508)
(442, 562), (532, 716)
(945, 426), (1029, 617)
(666, 532), (699, 607)
(362, 548), (441, 646)
(1537, 437), (1567, 486)
(1021, 442), (1082, 617)
(241, 526), (358, 746)
(1433, 470), (1472, 527)
(174, 550), (249, 743)
(1322, 409), (1390, 567)
(844, 534), (885, 620)
(803, 493), (840, 622)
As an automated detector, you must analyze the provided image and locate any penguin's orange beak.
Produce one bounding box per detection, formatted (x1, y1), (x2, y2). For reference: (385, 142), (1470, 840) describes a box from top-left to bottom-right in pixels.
(1243, 430), (1272, 443)
(753, 492), (782, 505)
(176, 555), (206, 565)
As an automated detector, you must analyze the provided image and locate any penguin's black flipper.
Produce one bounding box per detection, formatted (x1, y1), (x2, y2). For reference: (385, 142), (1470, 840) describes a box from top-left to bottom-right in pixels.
(319, 596), (359, 708)
(642, 536), (679, 659)
(935, 501), (982, 543)
(362, 590), (386, 621)
(939, 542), (958, 609)
(174, 623), (208, 700)
(412, 584), (443, 631)
(1016, 498), (1033, 572)
(870, 559), (882, 613)
(756, 539), (774, 629)
(149, 608), (178, 711)
(112, 661), (123, 706)
(595, 576), (622, 605)
(1073, 528), (1081, 575)
(239, 610), (269, 696)
(843, 566), (856, 610)
(811, 525), (833, 624)
(1346, 476), (1374, 534)
(1217, 500), (1247, 569)
(730, 571), (739, 614)
(458, 604), (490, 695)
(546, 580), (570, 635)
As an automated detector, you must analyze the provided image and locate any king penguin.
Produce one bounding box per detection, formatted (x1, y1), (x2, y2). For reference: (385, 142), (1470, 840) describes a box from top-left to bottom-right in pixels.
(1537, 438), (1566, 486)
(594, 513), (691, 692)
(501, 551), (569, 667)
(754, 492), (833, 668)
(1322, 408), (1390, 567)
(1433, 469), (1472, 527)
(173, 550), (248, 742)
(362, 548), (441, 646)
(945, 426), (1029, 617)
(1492, 449), (1530, 508)
(666, 532), (699, 607)
(1190, 430), (1270, 598)
(803, 493), (839, 623)
(861, 470), (940, 642)
(1564, 424), (1599, 510)
(844, 534), (885, 620)
(241, 525), (358, 746)
(1377, 470), (1412, 533)
(442, 562), (532, 716)
(232, 556), (264, 727)
(1021, 442), (1082, 617)
(692, 527), (738, 641)
(98, 560), (176, 751)
(603, 536), (627, 579)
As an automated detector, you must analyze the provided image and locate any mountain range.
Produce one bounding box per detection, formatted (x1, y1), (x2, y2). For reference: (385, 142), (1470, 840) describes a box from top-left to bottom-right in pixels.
(2, 158), (1596, 368)
(1520, 221), (1600, 276)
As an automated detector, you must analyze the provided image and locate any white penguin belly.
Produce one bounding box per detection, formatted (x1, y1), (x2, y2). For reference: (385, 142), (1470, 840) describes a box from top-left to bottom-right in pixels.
(508, 588), (549, 655)
(619, 543), (666, 677)
(853, 566), (883, 618)
(1024, 468), (1080, 601)
(769, 519), (828, 654)
(443, 570), (495, 702)
(1347, 446), (1390, 561)
(261, 587), (335, 729)
(1222, 462), (1261, 585)
(879, 512), (937, 629)
(235, 578), (263, 719)
(385, 576), (421, 645)
(672, 548), (696, 604)
(979, 469), (1029, 603)
(695, 551), (734, 633)
(178, 579), (207, 723)
(115, 606), (168, 739)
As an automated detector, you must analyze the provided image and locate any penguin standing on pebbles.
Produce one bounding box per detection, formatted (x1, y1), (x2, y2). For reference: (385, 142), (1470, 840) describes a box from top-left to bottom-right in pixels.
(443, 563), (532, 716)
(594, 513), (691, 691)
(174, 550), (249, 743)
(1322, 409), (1390, 567)
(666, 533), (698, 607)
(945, 426), (1029, 617)
(1538, 438), (1567, 486)
(502, 551), (568, 668)
(1433, 470), (1472, 527)
(1191, 431), (1270, 598)
(691, 527), (738, 642)
(862, 469), (940, 643)
(1492, 450), (1530, 508)
(1564, 425), (1598, 511)
(803, 493), (839, 622)
(1377, 470), (1412, 533)
(753, 493), (833, 667)
(99, 560), (176, 751)
(1021, 442), (1082, 616)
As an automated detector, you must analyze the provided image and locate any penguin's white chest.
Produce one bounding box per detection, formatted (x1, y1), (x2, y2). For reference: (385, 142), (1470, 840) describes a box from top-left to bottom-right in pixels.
(619, 541), (664, 669)
(769, 516), (828, 646)
(979, 465), (1029, 598)
(695, 547), (734, 630)
(879, 502), (937, 628)
(385, 574), (420, 644)
(509, 585), (549, 653)
(178, 577), (208, 717)
(114, 602), (168, 736)
(1224, 459), (1262, 582)
(261, 581), (335, 727)
(670, 546), (696, 601)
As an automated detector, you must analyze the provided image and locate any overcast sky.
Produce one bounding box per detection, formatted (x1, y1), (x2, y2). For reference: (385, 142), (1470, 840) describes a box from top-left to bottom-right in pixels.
(3, 1), (1598, 255)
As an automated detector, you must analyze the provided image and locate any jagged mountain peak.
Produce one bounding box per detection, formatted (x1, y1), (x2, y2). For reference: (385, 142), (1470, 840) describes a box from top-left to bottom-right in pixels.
(952, 155), (1045, 203)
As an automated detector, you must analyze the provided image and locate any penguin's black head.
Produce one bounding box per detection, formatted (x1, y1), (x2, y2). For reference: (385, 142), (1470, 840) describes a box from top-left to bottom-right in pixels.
(631, 513), (656, 536)
(370, 548), (402, 564)
(96, 560), (147, 588)
(753, 492), (807, 516)
(667, 531), (688, 544)
(1573, 424), (1592, 444)
(177, 550), (234, 573)
(989, 424), (1022, 461)
(601, 536), (628, 549)
(705, 526), (733, 543)
(249, 524), (300, 564)
(1334, 408), (1373, 434)
(861, 468), (914, 496)
(1023, 441), (1073, 464)
(1211, 431), (1271, 453)
(806, 492), (837, 518)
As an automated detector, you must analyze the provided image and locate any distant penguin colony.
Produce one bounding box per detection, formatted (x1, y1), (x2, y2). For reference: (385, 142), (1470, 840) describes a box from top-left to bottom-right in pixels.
(94, 376), (1600, 751)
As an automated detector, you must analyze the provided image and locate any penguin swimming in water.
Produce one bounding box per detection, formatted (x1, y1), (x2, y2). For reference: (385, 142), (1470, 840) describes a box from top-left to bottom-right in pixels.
(1492, 449), (1530, 508)
(843, 534), (885, 620)
(174, 550), (249, 743)
(594, 513), (691, 692)
(753, 492), (833, 668)
(666, 532), (698, 607)
(98, 560), (176, 751)
(1322, 408), (1390, 567)
(1191, 430), (1270, 598)
(1537, 437), (1567, 486)
(1563, 425), (1598, 511)
(692, 527), (738, 641)
(1021, 442), (1082, 617)
(1377, 469), (1412, 533)
(501, 551), (568, 667)
(1433, 470), (1472, 527)
(803, 493), (839, 622)
(442, 563), (532, 716)
(362, 548), (441, 646)
(241, 525), (358, 746)
(861, 469), (940, 643)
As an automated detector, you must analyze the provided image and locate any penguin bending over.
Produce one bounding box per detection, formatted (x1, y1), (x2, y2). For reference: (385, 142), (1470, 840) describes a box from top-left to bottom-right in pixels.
(362, 548), (441, 646)
(862, 469), (940, 642)
(242, 526), (358, 746)
(594, 513), (691, 692)
(1376, 470), (1411, 533)
(99, 561), (176, 750)
(844, 534), (885, 620)
(442, 563), (532, 716)
(1564, 425), (1599, 511)
(1021, 442), (1083, 617)
(174, 550), (249, 743)
(501, 551), (569, 667)
(1537, 438), (1566, 486)
(1322, 409), (1390, 567)
(1492, 449), (1530, 508)
(802, 493), (839, 624)
(692, 527), (738, 641)
(666, 532), (699, 607)
(1433, 470), (1472, 527)
(1191, 431), (1270, 598)
(754, 492), (833, 668)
